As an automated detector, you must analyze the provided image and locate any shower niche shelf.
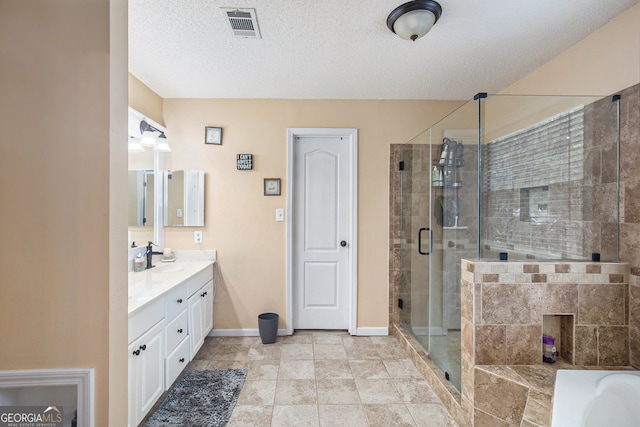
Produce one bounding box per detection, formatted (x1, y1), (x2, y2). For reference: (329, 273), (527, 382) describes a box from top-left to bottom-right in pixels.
(432, 180), (462, 188)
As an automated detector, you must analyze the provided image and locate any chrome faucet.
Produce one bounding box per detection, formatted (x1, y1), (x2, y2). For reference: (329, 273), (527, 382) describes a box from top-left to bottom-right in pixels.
(145, 241), (163, 269)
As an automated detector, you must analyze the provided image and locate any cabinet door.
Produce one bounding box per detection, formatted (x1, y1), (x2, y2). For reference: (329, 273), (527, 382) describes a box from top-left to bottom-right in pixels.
(202, 280), (214, 335)
(128, 342), (138, 427)
(188, 291), (204, 360)
(137, 321), (165, 420)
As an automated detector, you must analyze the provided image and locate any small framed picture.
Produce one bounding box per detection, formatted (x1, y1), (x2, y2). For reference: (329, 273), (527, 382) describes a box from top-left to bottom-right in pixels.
(264, 178), (281, 196)
(205, 127), (222, 145)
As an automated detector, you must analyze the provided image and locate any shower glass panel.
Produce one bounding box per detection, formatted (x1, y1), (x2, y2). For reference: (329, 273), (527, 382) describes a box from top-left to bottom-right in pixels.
(397, 93), (619, 393)
(479, 94), (620, 261)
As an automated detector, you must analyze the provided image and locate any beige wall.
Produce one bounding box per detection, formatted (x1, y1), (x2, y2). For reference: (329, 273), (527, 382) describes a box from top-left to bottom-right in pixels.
(0, 1), (128, 426)
(109, 0), (129, 425)
(161, 99), (461, 330)
(129, 73), (165, 126)
(501, 2), (640, 96)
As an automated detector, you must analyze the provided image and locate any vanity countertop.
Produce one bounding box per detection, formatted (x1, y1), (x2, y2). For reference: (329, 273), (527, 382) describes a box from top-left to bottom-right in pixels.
(128, 253), (215, 316)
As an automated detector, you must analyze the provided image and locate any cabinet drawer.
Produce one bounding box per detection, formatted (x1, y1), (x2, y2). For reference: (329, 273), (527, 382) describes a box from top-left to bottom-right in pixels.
(165, 310), (188, 355)
(165, 282), (189, 322)
(165, 337), (190, 390)
(187, 266), (214, 297)
(128, 297), (164, 344)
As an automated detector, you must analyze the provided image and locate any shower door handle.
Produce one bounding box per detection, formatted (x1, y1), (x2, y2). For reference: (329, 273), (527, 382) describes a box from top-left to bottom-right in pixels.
(418, 227), (431, 255)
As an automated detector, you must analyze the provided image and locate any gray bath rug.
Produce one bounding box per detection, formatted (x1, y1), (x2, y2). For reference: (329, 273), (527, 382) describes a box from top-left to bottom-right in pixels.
(144, 369), (247, 427)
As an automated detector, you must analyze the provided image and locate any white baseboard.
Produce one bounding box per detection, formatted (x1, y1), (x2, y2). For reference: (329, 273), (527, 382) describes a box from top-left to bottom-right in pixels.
(208, 329), (289, 337)
(209, 328), (389, 337)
(355, 327), (388, 336)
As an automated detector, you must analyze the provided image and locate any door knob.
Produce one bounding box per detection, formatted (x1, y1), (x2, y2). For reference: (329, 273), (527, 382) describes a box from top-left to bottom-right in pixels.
(340, 240), (347, 247)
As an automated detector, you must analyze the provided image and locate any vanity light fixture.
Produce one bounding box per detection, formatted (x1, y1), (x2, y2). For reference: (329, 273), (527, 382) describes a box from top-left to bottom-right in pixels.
(138, 120), (172, 151)
(139, 120), (160, 147)
(154, 134), (172, 152)
(128, 136), (145, 152)
(387, 0), (442, 41)
(139, 131), (157, 147)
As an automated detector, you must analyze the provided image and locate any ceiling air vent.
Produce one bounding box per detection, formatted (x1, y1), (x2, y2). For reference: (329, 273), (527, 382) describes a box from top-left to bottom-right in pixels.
(221, 8), (261, 39)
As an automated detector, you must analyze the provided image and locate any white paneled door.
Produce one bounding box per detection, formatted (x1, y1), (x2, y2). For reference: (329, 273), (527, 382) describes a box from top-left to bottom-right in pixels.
(289, 129), (357, 331)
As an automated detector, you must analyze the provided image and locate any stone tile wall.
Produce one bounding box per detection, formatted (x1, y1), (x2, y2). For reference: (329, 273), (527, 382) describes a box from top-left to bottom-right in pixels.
(462, 260), (629, 426)
(462, 260), (630, 368)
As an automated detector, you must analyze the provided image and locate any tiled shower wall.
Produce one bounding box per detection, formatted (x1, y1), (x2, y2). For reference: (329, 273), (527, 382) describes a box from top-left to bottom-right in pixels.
(461, 260), (630, 367)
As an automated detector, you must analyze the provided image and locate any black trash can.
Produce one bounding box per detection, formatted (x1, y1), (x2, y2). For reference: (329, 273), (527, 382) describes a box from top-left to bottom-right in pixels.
(258, 312), (279, 344)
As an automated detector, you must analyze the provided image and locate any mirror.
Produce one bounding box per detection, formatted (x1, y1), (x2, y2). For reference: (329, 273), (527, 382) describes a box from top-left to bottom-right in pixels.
(128, 107), (164, 249)
(128, 150), (156, 247)
(128, 170), (154, 227)
(164, 170), (205, 226)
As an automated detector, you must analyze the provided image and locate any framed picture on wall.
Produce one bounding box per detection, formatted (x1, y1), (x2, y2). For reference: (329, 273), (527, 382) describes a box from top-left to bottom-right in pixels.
(205, 127), (222, 145)
(264, 178), (281, 196)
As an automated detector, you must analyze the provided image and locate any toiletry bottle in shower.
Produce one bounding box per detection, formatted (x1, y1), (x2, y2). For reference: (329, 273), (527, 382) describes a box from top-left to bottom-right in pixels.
(542, 334), (556, 363)
(439, 143), (448, 165)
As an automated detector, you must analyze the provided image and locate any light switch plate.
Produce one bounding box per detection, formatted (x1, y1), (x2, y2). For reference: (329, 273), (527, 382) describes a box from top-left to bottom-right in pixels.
(276, 209), (284, 222)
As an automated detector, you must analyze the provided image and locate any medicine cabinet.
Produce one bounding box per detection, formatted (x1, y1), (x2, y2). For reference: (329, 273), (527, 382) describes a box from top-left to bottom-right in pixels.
(163, 170), (205, 227)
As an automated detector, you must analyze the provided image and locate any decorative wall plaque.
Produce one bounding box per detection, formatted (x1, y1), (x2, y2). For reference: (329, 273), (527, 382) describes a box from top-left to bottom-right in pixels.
(237, 154), (253, 170)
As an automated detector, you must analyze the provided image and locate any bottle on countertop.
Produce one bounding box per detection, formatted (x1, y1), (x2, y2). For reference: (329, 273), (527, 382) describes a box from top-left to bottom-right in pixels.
(134, 254), (145, 272)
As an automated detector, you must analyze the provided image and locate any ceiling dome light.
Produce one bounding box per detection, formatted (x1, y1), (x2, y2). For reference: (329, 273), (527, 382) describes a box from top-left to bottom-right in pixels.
(387, 0), (442, 41)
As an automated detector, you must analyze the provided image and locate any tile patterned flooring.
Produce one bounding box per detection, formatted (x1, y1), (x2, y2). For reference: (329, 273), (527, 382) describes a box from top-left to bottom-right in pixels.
(177, 331), (459, 426)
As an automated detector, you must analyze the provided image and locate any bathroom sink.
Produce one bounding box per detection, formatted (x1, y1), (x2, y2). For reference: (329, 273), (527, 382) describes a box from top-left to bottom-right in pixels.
(152, 263), (191, 274)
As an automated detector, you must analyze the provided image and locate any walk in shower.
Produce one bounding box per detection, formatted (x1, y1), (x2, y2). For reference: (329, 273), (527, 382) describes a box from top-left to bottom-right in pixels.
(393, 93), (620, 392)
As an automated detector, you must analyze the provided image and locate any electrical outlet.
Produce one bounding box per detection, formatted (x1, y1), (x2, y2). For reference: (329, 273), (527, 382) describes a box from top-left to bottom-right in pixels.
(194, 231), (203, 244)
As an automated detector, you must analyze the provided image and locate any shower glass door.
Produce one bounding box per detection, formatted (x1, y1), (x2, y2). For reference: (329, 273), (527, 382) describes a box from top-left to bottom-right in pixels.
(398, 134), (431, 349)
(427, 100), (480, 392)
(399, 99), (479, 393)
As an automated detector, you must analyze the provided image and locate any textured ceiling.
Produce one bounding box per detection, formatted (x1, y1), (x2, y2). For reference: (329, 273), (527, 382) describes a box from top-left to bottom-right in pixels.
(129, 0), (640, 100)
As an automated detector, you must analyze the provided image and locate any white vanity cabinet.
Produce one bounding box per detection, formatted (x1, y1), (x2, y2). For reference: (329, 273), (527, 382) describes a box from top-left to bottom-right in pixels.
(128, 298), (165, 427)
(188, 279), (214, 360)
(128, 260), (215, 426)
